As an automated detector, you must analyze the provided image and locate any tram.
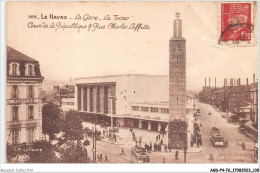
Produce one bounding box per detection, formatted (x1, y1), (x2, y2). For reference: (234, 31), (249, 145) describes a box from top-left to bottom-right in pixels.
(131, 146), (151, 163)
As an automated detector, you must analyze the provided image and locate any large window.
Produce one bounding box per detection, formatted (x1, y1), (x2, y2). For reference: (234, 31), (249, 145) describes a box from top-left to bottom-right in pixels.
(12, 129), (19, 145)
(28, 85), (34, 98)
(27, 128), (34, 144)
(12, 106), (19, 122)
(12, 85), (18, 99)
(151, 107), (158, 113)
(28, 105), (34, 120)
(161, 108), (169, 114)
(132, 106), (139, 111)
(141, 107), (148, 112)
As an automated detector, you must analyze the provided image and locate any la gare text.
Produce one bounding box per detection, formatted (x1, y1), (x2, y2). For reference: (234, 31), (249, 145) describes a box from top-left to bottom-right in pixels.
(36, 13), (131, 21)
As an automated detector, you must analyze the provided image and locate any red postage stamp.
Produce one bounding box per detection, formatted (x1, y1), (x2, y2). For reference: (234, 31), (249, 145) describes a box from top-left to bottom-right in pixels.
(221, 3), (251, 42)
(218, 2), (257, 46)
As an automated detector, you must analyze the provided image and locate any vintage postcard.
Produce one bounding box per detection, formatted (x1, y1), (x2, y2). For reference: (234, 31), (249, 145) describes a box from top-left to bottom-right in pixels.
(5, 1), (258, 167)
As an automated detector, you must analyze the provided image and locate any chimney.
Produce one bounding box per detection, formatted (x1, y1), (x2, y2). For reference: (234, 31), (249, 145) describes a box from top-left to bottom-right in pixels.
(246, 78), (248, 86)
(215, 77), (216, 88)
(237, 78), (240, 86)
(209, 78), (211, 87)
(230, 78), (233, 86)
(205, 78), (206, 87)
(253, 73), (255, 83)
(234, 78), (236, 86)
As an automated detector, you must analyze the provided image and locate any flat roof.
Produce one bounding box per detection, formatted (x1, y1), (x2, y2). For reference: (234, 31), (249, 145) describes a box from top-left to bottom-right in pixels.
(75, 74), (169, 80)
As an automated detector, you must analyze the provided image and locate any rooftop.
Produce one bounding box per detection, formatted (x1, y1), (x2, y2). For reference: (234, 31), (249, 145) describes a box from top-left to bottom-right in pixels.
(75, 74), (169, 80)
(7, 46), (38, 63)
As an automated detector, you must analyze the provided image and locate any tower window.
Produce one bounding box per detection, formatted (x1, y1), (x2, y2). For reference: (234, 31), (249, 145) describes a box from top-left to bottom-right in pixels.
(177, 78), (179, 83)
(177, 97), (178, 102)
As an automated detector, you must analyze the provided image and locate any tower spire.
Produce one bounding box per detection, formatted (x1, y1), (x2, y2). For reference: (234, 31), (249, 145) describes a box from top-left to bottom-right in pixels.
(174, 12), (182, 38)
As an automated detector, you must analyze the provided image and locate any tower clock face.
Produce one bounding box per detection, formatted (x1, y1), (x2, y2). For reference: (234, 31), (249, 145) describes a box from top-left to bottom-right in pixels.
(171, 43), (184, 56)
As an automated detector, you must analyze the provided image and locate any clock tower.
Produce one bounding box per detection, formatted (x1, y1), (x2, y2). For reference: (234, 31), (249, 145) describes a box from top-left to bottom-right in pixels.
(169, 13), (186, 121)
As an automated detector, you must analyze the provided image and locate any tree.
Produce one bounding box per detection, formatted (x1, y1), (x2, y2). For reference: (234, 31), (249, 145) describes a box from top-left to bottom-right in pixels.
(61, 110), (84, 142)
(60, 140), (89, 163)
(168, 119), (187, 149)
(42, 102), (63, 141)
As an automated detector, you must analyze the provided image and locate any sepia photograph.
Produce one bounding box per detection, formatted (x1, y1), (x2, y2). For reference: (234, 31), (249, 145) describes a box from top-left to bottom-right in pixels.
(5, 1), (258, 165)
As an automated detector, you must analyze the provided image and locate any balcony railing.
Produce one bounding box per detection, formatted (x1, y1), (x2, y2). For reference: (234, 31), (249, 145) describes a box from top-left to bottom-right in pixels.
(9, 120), (22, 128)
(25, 119), (37, 128)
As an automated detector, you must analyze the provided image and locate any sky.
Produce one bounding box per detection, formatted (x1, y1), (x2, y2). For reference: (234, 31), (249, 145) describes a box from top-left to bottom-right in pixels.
(7, 1), (258, 91)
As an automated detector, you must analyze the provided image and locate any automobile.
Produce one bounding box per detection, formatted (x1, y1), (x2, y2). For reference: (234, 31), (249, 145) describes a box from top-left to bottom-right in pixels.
(208, 112), (211, 115)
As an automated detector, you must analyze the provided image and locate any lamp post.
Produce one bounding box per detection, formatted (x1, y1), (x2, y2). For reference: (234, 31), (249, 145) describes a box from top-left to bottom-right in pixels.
(184, 128), (187, 163)
(95, 114), (97, 162)
(92, 114), (97, 163)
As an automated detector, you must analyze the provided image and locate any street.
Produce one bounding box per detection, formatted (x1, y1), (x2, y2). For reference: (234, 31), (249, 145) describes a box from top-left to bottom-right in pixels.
(83, 101), (257, 163)
(187, 101), (256, 163)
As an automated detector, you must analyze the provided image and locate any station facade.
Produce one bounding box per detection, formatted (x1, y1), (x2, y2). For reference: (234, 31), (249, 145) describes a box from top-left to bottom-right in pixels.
(74, 74), (196, 146)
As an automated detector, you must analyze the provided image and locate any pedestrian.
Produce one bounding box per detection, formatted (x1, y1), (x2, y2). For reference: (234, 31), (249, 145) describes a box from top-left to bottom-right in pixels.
(150, 142), (152, 151)
(164, 144), (167, 152)
(168, 142), (172, 152)
(114, 134), (117, 142)
(105, 155), (109, 163)
(100, 154), (103, 162)
(156, 135), (158, 142)
(144, 143), (148, 151)
(158, 134), (161, 140)
(225, 139), (228, 148)
(175, 150), (179, 160)
(163, 157), (166, 163)
(97, 154), (100, 162)
(120, 148), (125, 156)
(209, 154), (214, 162)
(241, 142), (245, 150)
(161, 139), (163, 145)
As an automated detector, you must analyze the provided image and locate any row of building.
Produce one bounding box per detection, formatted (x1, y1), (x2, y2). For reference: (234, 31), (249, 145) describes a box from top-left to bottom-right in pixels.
(198, 77), (258, 141)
